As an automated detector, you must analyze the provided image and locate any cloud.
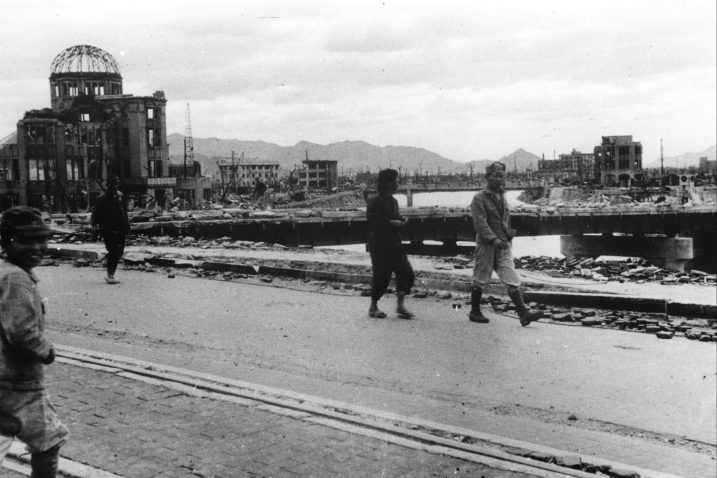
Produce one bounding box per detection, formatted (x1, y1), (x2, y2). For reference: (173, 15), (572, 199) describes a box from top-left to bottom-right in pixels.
(0, 0), (714, 161)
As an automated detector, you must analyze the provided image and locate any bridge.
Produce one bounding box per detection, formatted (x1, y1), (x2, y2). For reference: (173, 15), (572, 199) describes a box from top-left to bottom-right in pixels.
(132, 205), (716, 271)
(396, 182), (541, 206)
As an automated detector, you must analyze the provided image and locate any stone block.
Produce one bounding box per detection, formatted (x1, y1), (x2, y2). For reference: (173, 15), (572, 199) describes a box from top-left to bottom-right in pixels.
(123, 252), (154, 264)
(656, 331), (674, 339)
(685, 329), (701, 340)
(610, 468), (640, 478)
(555, 454), (582, 468)
(552, 312), (573, 322)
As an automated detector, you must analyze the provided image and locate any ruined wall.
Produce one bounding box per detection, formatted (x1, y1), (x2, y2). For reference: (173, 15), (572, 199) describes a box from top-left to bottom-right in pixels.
(283, 191), (365, 209)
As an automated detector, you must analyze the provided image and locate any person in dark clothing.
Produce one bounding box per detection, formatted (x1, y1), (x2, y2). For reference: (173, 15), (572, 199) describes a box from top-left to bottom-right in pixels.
(0, 206), (69, 476)
(252, 178), (267, 198)
(366, 169), (415, 319)
(91, 175), (130, 284)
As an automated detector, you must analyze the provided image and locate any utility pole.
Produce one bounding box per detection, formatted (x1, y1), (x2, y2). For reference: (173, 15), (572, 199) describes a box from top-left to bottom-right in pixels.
(183, 103), (194, 179)
(660, 138), (664, 176)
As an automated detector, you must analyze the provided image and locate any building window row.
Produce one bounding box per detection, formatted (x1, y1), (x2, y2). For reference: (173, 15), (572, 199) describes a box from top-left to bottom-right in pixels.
(25, 124), (57, 144)
(28, 158), (56, 181)
(53, 82), (121, 98)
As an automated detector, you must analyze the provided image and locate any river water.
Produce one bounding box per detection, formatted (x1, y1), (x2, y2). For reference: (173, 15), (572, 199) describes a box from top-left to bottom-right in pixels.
(325, 190), (563, 258)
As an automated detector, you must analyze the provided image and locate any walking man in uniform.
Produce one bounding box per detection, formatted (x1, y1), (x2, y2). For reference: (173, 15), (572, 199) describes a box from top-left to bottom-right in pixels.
(469, 162), (538, 326)
(91, 174), (130, 284)
(0, 206), (69, 476)
(366, 169), (415, 319)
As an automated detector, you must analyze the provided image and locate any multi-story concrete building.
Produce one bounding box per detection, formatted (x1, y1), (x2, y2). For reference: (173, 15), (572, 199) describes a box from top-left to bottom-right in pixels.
(298, 158), (338, 191)
(593, 135), (643, 187)
(168, 161), (213, 205)
(537, 149), (594, 183)
(216, 157), (280, 194)
(699, 156), (716, 176)
(0, 137), (20, 209)
(0, 44), (175, 212)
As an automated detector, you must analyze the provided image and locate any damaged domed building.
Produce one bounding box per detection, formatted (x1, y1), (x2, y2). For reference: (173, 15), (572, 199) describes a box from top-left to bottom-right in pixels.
(0, 44), (209, 212)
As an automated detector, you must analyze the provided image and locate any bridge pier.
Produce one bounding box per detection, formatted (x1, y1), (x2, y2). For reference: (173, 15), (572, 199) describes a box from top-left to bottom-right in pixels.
(560, 235), (694, 271)
(691, 229), (716, 273)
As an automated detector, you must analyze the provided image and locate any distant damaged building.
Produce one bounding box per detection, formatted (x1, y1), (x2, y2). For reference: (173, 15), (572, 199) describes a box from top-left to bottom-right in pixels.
(297, 153), (338, 191)
(0, 44), (176, 211)
(537, 149), (594, 183)
(593, 135), (644, 187)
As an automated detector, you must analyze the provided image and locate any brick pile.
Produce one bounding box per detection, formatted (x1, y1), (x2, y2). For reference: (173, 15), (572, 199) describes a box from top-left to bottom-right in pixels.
(482, 295), (716, 341)
(514, 255), (717, 286)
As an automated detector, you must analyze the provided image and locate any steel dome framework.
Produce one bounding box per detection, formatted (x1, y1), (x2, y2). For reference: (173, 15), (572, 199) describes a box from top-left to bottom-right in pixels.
(50, 45), (121, 75)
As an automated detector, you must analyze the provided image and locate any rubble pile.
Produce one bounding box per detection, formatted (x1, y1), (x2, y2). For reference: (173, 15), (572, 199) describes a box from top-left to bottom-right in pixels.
(49, 232), (283, 251)
(514, 255), (716, 286)
(124, 235), (278, 250)
(39, 249), (715, 341)
(481, 295), (716, 341)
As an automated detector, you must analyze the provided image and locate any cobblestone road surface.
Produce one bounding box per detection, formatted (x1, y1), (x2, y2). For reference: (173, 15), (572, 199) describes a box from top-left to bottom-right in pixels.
(12, 362), (535, 478)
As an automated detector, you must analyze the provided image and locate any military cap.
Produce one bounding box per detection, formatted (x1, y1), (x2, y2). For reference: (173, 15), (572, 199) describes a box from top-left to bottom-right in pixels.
(1, 206), (51, 241)
(485, 161), (507, 176)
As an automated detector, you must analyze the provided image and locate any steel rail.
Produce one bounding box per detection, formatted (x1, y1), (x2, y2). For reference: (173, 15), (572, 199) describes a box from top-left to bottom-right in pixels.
(53, 344), (680, 478)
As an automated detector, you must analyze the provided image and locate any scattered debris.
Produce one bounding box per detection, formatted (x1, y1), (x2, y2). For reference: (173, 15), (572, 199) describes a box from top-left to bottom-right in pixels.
(514, 255), (716, 287)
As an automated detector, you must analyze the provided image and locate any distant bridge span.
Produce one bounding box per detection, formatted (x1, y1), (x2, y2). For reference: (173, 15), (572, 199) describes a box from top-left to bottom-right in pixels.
(132, 205), (716, 270)
(134, 205), (715, 245)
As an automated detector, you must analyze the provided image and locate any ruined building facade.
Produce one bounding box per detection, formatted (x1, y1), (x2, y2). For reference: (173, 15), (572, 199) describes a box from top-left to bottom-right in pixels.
(0, 45), (175, 212)
(593, 135), (643, 187)
(537, 149), (595, 183)
(298, 159), (338, 191)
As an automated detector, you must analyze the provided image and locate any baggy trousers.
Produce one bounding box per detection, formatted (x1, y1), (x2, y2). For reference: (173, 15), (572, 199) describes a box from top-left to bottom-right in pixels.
(370, 247), (415, 301)
(102, 231), (126, 276)
(472, 241), (521, 289)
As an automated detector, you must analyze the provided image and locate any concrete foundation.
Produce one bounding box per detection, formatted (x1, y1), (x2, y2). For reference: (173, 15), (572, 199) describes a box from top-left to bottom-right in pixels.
(560, 235), (694, 271)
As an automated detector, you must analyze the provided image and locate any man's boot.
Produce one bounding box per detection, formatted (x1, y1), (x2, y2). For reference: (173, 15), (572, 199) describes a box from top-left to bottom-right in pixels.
(508, 287), (537, 327)
(30, 444), (60, 478)
(468, 287), (489, 323)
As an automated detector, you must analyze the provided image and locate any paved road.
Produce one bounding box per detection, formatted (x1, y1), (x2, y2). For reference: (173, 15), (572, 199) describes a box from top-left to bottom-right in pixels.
(32, 263), (717, 476)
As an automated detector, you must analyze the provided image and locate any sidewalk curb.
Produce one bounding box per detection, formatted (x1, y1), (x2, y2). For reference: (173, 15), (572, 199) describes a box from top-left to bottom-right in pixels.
(48, 247), (716, 318)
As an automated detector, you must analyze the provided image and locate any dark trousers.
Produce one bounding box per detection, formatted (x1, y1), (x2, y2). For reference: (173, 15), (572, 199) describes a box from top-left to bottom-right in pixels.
(102, 231), (126, 276)
(370, 248), (415, 301)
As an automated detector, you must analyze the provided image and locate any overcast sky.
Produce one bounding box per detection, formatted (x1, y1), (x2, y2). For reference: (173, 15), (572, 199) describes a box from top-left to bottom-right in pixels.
(0, 0), (714, 162)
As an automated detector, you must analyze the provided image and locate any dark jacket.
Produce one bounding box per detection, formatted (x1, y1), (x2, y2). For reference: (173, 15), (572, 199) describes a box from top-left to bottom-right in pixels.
(0, 261), (53, 390)
(366, 192), (402, 252)
(470, 189), (514, 244)
(91, 190), (130, 234)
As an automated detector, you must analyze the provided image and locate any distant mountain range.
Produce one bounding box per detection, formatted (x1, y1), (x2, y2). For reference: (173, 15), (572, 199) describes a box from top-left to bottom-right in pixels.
(4, 130), (714, 175)
(643, 144), (716, 169)
(167, 134), (543, 176)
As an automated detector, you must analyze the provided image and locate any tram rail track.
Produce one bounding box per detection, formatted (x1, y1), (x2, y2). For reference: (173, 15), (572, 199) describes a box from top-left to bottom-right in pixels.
(1, 344), (680, 478)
